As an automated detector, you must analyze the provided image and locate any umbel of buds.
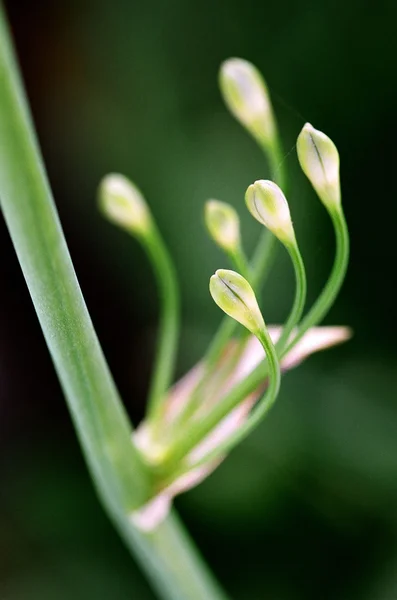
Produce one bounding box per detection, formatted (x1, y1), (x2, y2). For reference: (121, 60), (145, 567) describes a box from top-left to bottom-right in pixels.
(297, 123), (341, 211)
(210, 269), (265, 336)
(205, 200), (241, 254)
(99, 173), (151, 236)
(245, 180), (296, 246)
(94, 57), (350, 536)
(219, 58), (276, 148)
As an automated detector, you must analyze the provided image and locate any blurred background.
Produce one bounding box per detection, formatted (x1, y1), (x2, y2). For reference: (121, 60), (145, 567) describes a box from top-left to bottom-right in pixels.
(1, 0), (397, 598)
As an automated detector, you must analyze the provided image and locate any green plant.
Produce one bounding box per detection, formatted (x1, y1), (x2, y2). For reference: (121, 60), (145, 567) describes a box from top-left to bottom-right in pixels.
(0, 6), (349, 599)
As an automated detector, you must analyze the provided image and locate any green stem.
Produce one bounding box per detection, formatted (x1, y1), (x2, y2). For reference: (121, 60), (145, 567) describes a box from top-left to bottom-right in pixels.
(143, 224), (180, 420)
(229, 244), (251, 282)
(162, 324), (280, 479)
(275, 241), (306, 352)
(284, 208), (348, 352)
(0, 6), (228, 600)
(114, 511), (230, 600)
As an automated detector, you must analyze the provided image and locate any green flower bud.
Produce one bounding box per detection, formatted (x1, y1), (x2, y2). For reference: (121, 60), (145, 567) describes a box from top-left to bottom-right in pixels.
(245, 180), (296, 245)
(297, 123), (341, 211)
(205, 200), (241, 254)
(219, 58), (276, 147)
(99, 174), (151, 236)
(209, 269), (265, 335)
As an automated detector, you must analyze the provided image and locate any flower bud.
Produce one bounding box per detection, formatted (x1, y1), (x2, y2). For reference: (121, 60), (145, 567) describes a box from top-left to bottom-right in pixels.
(99, 173), (151, 236)
(210, 269), (265, 335)
(205, 200), (241, 254)
(219, 58), (276, 147)
(245, 180), (296, 245)
(296, 123), (341, 211)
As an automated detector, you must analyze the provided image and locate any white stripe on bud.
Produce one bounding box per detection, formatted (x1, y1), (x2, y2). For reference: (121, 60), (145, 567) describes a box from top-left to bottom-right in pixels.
(205, 200), (241, 254)
(297, 123), (341, 211)
(210, 269), (265, 335)
(245, 180), (296, 245)
(99, 174), (151, 236)
(219, 58), (276, 147)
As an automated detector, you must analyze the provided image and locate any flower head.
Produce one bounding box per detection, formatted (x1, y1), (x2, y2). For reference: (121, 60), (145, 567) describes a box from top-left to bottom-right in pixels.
(297, 123), (341, 211)
(245, 179), (296, 245)
(219, 58), (276, 147)
(205, 200), (241, 254)
(99, 174), (151, 236)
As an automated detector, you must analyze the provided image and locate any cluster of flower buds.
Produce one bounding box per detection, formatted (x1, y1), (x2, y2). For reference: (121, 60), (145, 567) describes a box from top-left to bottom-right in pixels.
(99, 58), (350, 531)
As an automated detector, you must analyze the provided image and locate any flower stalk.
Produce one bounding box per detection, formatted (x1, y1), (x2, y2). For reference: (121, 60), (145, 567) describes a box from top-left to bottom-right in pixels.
(100, 174), (180, 422)
(205, 199), (251, 280)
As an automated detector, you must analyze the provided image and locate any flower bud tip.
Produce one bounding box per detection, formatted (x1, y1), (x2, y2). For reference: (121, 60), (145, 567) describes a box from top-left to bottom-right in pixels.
(205, 200), (240, 254)
(297, 123), (341, 210)
(99, 174), (151, 235)
(210, 269), (265, 335)
(219, 58), (276, 146)
(245, 179), (295, 245)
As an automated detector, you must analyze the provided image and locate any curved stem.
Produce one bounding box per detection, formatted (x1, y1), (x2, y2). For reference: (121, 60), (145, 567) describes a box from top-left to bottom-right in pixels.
(229, 244), (251, 282)
(283, 208), (349, 352)
(143, 224), (180, 420)
(275, 242), (307, 352)
(168, 324), (280, 476)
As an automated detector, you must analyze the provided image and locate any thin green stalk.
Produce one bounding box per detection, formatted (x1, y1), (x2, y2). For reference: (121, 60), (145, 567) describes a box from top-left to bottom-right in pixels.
(228, 244), (251, 282)
(0, 6), (228, 600)
(161, 323), (280, 480)
(275, 242), (306, 352)
(160, 206), (347, 468)
(143, 224), (180, 420)
(283, 208), (348, 352)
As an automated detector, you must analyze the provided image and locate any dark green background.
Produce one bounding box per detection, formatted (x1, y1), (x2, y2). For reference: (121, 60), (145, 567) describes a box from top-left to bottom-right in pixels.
(1, 1), (397, 598)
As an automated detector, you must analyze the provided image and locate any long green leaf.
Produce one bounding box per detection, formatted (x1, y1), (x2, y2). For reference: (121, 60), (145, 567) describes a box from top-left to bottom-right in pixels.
(0, 5), (228, 599)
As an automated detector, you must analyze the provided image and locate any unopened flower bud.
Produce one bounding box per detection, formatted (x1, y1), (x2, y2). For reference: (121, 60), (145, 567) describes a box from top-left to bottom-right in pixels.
(99, 174), (151, 236)
(210, 269), (265, 335)
(205, 200), (241, 254)
(219, 58), (276, 147)
(245, 180), (295, 245)
(297, 123), (341, 211)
